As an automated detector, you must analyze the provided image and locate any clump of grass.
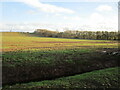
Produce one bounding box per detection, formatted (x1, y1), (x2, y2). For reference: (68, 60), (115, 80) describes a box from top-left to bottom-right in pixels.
(3, 67), (119, 89)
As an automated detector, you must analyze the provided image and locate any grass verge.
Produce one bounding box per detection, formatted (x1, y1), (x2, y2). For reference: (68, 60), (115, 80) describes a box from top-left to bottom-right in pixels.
(3, 67), (119, 89)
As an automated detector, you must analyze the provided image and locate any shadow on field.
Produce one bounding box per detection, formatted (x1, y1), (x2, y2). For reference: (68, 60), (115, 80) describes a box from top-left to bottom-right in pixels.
(2, 48), (119, 85)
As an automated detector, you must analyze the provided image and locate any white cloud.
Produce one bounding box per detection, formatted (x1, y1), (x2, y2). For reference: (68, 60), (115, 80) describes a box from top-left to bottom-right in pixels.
(63, 16), (80, 21)
(89, 13), (104, 23)
(27, 10), (37, 14)
(96, 5), (113, 12)
(55, 13), (62, 16)
(0, 16), (117, 32)
(0, 11), (117, 32)
(0, 0), (74, 14)
(83, 12), (118, 31)
(21, 0), (74, 14)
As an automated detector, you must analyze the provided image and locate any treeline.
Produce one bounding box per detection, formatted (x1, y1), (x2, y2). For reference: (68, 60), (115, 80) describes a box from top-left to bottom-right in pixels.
(32, 29), (119, 40)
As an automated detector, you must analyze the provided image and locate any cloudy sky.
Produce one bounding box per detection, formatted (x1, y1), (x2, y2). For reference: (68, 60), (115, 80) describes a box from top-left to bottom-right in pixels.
(0, 0), (119, 32)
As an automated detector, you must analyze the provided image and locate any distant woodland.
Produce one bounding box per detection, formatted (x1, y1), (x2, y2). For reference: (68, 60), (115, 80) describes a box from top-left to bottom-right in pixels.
(32, 29), (120, 40)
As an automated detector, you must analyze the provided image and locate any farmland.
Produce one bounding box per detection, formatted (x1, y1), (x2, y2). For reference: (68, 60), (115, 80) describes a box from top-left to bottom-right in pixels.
(1, 32), (119, 89)
(1, 32), (118, 52)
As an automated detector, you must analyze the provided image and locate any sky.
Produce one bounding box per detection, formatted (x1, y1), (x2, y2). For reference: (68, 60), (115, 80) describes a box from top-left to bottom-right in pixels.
(0, 0), (119, 32)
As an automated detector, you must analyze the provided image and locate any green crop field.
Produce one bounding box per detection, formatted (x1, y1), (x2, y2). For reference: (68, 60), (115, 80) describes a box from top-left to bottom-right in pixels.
(1, 32), (119, 89)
